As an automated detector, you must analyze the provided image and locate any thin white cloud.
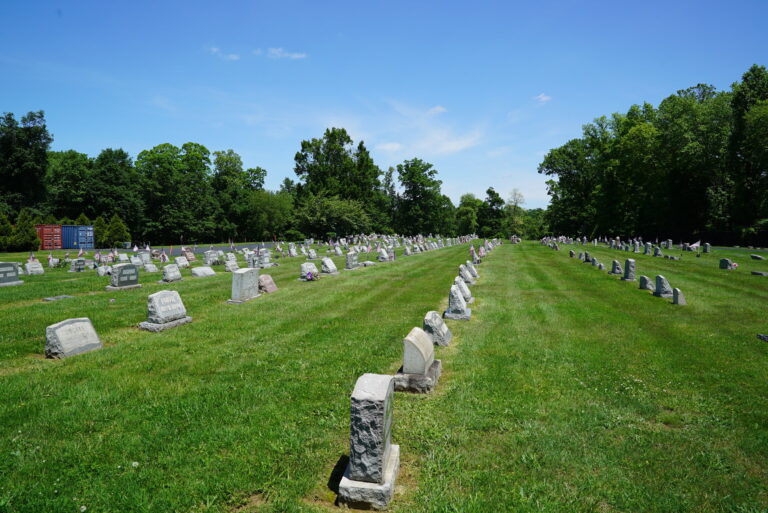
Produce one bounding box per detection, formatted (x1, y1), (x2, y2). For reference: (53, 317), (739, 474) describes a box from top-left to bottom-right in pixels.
(209, 47), (240, 61)
(376, 142), (402, 152)
(252, 48), (263, 56)
(427, 105), (447, 115)
(534, 93), (552, 104)
(267, 47), (307, 60)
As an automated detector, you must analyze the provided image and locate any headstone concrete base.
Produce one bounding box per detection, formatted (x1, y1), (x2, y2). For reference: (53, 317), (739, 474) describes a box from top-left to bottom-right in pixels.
(394, 360), (442, 393)
(138, 316), (193, 332)
(338, 444), (400, 511)
(0, 280), (24, 287)
(443, 308), (471, 321)
(227, 294), (261, 304)
(105, 284), (142, 291)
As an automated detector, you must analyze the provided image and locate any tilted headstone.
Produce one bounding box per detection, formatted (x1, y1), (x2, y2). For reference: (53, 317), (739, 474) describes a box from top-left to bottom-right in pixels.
(96, 265), (111, 277)
(162, 264), (182, 282)
(403, 246), (412, 256)
(377, 248), (389, 262)
(444, 284), (471, 320)
(395, 327), (442, 393)
(653, 247), (662, 257)
(117, 253), (129, 263)
(139, 252), (151, 264)
(569, 250), (575, 258)
(583, 251), (591, 263)
(465, 261), (479, 279)
(25, 261), (44, 275)
(107, 263), (141, 290)
(719, 258), (734, 270)
(321, 257), (339, 275)
(653, 275), (673, 298)
(143, 263), (158, 273)
(422, 310), (452, 346)
(459, 264), (475, 285)
(307, 249), (317, 260)
(598, 263), (605, 271)
(638, 275), (654, 292)
(621, 259), (636, 281)
(204, 250), (220, 266)
(175, 256), (190, 269)
(338, 373), (399, 509)
(183, 250), (196, 262)
(224, 260), (239, 272)
(229, 268), (260, 303)
(335, 246), (343, 256)
(0, 262), (23, 287)
(190, 266), (216, 277)
(45, 318), (102, 358)
(138, 290), (192, 332)
(130, 256), (144, 268)
(454, 276), (474, 304)
(258, 274), (278, 293)
(300, 262), (319, 280)
(672, 288), (687, 305)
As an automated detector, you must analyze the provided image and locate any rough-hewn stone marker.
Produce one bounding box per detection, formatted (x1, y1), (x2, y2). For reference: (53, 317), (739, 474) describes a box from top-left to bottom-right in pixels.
(394, 327), (442, 393)
(321, 257), (339, 275)
(444, 285), (471, 320)
(138, 290), (192, 332)
(454, 276), (474, 304)
(174, 256), (189, 269)
(299, 262), (319, 281)
(346, 252), (360, 270)
(45, 318), (102, 358)
(422, 311), (452, 346)
(653, 275), (673, 298)
(621, 259), (636, 281)
(338, 373), (399, 510)
(609, 259), (622, 275)
(719, 258), (734, 270)
(639, 275), (654, 292)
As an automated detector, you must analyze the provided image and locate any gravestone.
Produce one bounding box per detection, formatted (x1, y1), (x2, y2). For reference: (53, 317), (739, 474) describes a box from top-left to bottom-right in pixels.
(45, 318), (102, 358)
(143, 263), (158, 273)
(25, 261), (45, 275)
(259, 252), (276, 268)
(578, 252), (584, 260)
(672, 288), (687, 305)
(403, 246), (412, 256)
(422, 311), (452, 346)
(0, 262), (23, 287)
(106, 264), (141, 291)
(258, 274), (278, 293)
(224, 260), (239, 272)
(638, 275), (654, 292)
(175, 256), (190, 269)
(138, 290), (192, 332)
(583, 251), (591, 263)
(184, 250), (196, 262)
(139, 252), (151, 265)
(321, 257), (339, 275)
(161, 264), (182, 283)
(43, 295), (73, 302)
(190, 266), (216, 277)
(288, 247), (298, 258)
(653, 275), (673, 298)
(204, 250), (220, 265)
(454, 276), (474, 304)
(346, 252), (360, 270)
(719, 258), (733, 270)
(117, 253), (129, 263)
(307, 249), (317, 260)
(69, 258), (86, 272)
(608, 260), (622, 275)
(228, 268), (260, 303)
(621, 259), (636, 281)
(338, 373), (399, 510)
(96, 265), (111, 277)
(335, 246), (343, 256)
(653, 247), (662, 257)
(751, 271), (768, 276)
(394, 327), (442, 393)
(459, 264), (476, 285)
(569, 250), (575, 258)
(465, 261), (479, 279)
(751, 254), (765, 261)
(377, 248), (389, 262)
(703, 243), (711, 253)
(48, 258), (60, 268)
(130, 256), (144, 268)
(443, 285), (471, 320)
(598, 263), (605, 271)
(299, 262), (319, 281)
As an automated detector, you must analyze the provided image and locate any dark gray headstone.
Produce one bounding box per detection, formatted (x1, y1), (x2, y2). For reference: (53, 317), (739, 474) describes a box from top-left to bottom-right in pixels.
(653, 275), (673, 298)
(0, 262), (23, 287)
(108, 263), (140, 290)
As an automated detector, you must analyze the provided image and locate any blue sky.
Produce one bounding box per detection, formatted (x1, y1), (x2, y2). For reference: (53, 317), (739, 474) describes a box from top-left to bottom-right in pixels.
(2, 1), (767, 209)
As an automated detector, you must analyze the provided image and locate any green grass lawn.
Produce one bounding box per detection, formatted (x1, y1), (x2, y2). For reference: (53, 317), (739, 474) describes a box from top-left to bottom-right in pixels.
(0, 242), (766, 512)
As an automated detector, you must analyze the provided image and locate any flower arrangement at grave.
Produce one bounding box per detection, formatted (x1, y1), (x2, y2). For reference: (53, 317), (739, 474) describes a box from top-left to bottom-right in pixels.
(306, 271), (320, 281)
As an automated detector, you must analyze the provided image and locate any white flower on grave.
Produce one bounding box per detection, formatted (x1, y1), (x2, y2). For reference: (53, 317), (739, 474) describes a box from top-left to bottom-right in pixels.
(131, 461), (139, 468)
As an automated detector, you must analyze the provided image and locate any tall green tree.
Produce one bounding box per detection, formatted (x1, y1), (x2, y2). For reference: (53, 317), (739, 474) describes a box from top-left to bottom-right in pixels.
(8, 208), (41, 251)
(0, 111), (52, 214)
(45, 150), (91, 219)
(395, 158), (444, 235)
(88, 148), (144, 235)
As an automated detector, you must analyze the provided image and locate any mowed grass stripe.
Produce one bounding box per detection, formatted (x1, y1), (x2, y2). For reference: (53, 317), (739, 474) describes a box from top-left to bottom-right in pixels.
(394, 243), (767, 513)
(0, 245), (469, 513)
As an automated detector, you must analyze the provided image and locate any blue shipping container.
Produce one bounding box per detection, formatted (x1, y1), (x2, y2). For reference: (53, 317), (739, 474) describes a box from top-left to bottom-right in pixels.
(61, 225), (95, 249)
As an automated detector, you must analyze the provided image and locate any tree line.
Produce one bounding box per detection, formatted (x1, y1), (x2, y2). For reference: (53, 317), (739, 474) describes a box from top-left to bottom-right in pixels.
(539, 64), (768, 244)
(0, 118), (548, 250)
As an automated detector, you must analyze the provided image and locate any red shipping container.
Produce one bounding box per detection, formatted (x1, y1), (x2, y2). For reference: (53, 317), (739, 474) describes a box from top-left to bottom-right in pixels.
(35, 224), (62, 250)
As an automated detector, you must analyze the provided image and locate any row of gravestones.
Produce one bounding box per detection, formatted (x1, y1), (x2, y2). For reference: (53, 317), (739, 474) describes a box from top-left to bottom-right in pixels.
(337, 239), (500, 509)
(569, 251), (687, 305)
